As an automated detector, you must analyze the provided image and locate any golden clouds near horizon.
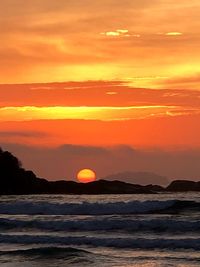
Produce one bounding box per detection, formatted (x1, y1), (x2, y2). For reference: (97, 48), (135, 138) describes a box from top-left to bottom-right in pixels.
(0, 105), (193, 122)
(0, 1), (200, 149)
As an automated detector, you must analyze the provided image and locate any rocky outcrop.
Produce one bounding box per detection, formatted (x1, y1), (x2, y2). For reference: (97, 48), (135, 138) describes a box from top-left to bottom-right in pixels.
(166, 180), (200, 192)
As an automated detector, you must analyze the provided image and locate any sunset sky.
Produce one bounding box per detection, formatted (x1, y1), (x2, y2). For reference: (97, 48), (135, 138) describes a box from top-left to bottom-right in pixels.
(0, 0), (200, 182)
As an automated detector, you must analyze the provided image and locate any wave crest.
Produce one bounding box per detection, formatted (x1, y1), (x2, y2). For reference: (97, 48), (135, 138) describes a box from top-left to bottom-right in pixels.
(0, 234), (200, 250)
(0, 200), (199, 215)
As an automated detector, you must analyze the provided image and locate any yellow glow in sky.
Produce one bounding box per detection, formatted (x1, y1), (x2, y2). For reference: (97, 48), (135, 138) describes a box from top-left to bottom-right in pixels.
(0, 0), (199, 88)
(0, 105), (185, 122)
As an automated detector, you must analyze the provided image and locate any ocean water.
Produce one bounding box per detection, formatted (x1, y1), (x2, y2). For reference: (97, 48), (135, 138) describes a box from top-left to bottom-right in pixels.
(0, 193), (200, 267)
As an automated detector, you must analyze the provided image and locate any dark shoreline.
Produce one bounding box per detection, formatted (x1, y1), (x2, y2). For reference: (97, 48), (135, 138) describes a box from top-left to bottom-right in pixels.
(1, 178), (200, 195)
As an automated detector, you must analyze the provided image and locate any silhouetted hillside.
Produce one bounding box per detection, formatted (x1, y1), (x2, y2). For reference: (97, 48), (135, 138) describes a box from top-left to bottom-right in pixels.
(103, 171), (169, 186)
(166, 180), (200, 192)
(0, 148), (199, 194)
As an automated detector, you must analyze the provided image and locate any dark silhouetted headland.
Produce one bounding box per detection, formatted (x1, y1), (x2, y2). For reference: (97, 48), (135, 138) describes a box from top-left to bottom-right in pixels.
(166, 180), (200, 192)
(0, 148), (199, 195)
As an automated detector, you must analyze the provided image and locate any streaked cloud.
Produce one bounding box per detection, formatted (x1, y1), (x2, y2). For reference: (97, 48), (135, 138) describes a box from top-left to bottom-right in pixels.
(156, 73), (200, 90)
(1, 113), (200, 148)
(1, 81), (200, 107)
(101, 31), (120, 37)
(0, 131), (48, 137)
(1, 81), (199, 149)
(100, 29), (140, 38)
(0, 1), (199, 84)
(165, 32), (183, 36)
(0, 105), (183, 122)
(106, 91), (118, 95)
(100, 29), (130, 37)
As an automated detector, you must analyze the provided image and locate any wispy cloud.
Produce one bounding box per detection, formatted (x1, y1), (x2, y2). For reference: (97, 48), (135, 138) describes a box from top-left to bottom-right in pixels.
(0, 0), (199, 83)
(1, 81), (200, 107)
(0, 131), (48, 137)
(165, 32), (183, 36)
(157, 73), (200, 90)
(0, 105), (183, 122)
(100, 29), (132, 37)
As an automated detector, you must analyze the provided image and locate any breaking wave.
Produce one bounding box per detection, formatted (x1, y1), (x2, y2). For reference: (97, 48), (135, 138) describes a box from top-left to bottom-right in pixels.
(0, 200), (199, 215)
(0, 246), (90, 257)
(0, 217), (199, 233)
(0, 234), (200, 250)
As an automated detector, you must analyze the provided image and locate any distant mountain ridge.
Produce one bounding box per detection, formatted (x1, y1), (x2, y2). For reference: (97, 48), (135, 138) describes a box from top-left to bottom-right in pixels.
(102, 171), (169, 186)
(0, 147), (200, 194)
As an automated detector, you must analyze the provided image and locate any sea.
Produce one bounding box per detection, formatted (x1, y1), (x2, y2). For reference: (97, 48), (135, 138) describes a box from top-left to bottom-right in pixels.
(0, 193), (199, 267)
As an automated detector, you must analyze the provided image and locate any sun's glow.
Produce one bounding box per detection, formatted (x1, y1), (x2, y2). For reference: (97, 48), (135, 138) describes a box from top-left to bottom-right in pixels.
(77, 169), (96, 183)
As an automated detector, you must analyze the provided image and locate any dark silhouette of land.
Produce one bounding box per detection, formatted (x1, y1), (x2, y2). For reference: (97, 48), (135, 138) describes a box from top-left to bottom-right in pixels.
(0, 147), (200, 195)
(103, 171), (169, 186)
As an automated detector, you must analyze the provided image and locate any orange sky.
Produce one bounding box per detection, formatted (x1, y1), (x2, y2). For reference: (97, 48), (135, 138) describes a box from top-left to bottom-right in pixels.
(0, 1), (200, 180)
(0, 81), (200, 148)
(0, 0), (200, 87)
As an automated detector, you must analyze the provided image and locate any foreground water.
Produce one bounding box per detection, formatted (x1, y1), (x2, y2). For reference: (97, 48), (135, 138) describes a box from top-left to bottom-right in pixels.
(0, 193), (199, 266)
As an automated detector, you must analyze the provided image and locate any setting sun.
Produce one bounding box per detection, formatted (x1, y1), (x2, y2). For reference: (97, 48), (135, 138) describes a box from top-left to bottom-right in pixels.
(77, 169), (96, 183)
